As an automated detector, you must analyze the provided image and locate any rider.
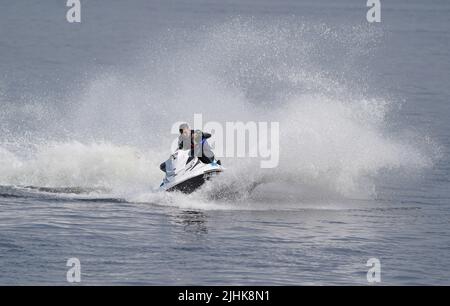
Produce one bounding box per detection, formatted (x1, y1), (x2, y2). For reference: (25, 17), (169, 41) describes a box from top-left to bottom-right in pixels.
(177, 123), (220, 165)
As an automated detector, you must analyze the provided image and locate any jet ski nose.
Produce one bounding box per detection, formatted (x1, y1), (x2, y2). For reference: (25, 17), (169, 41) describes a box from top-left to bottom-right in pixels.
(159, 149), (224, 193)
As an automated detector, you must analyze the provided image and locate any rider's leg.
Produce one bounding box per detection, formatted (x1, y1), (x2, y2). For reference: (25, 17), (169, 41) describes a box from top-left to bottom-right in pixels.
(198, 141), (215, 164)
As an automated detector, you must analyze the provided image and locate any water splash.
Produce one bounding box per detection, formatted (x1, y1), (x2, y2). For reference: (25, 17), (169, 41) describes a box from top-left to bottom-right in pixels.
(0, 18), (438, 208)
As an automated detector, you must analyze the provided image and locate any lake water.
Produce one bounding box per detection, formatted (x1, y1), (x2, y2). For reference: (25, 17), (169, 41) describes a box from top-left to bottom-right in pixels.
(0, 0), (449, 285)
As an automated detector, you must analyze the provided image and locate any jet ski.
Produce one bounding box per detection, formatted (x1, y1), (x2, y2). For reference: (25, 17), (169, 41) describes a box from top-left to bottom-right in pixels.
(158, 149), (224, 193)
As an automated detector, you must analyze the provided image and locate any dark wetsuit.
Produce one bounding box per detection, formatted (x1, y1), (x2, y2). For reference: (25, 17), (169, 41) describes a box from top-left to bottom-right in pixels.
(178, 130), (215, 164)
(160, 130), (217, 173)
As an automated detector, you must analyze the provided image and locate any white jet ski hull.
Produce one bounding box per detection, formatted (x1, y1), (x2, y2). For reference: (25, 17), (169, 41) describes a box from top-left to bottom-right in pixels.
(158, 150), (224, 194)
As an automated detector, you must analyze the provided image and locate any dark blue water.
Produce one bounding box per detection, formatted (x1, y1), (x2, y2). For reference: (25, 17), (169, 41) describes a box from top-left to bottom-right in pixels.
(0, 0), (449, 285)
